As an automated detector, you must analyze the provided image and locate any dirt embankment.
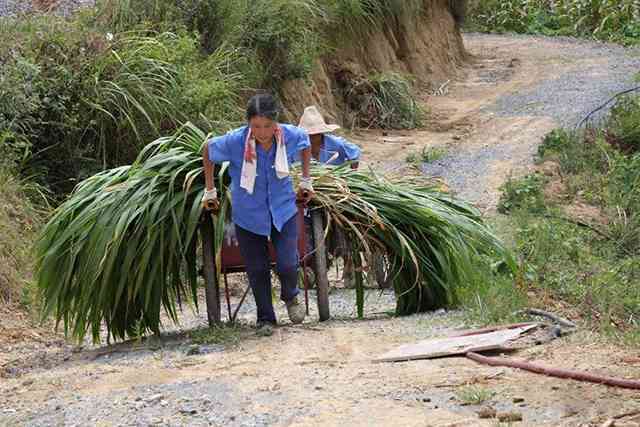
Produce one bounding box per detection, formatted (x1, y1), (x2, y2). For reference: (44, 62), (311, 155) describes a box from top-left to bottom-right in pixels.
(280, 0), (468, 122)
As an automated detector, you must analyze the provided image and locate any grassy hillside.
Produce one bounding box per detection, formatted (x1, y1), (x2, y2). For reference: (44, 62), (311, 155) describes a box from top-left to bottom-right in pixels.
(0, 0), (456, 197)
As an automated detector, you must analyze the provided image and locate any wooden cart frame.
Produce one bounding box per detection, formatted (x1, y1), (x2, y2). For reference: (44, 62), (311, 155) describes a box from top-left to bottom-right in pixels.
(199, 206), (331, 325)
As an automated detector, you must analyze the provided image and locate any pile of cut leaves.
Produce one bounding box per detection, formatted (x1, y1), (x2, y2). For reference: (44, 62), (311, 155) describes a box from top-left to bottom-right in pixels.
(36, 124), (514, 342)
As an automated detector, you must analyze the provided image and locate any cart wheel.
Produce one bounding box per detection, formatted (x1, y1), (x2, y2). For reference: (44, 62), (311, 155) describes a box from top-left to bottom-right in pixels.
(311, 209), (330, 321)
(201, 213), (221, 325)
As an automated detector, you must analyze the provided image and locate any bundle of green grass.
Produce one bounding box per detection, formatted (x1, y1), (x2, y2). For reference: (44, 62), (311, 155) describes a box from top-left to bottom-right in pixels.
(36, 124), (514, 342)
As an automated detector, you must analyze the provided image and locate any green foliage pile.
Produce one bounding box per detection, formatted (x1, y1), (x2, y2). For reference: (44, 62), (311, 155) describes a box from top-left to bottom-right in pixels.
(36, 122), (513, 342)
(468, 0), (640, 46)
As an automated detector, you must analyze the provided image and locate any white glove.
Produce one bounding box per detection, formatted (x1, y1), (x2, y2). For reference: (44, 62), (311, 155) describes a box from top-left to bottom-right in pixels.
(299, 177), (314, 192)
(201, 188), (219, 210)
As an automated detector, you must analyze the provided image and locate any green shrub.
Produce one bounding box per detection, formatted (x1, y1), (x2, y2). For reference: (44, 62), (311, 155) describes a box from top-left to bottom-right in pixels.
(0, 167), (42, 305)
(513, 214), (640, 334)
(0, 13), (251, 195)
(606, 96), (640, 154)
(539, 129), (610, 177)
(498, 173), (546, 214)
(607, 152), (640, 254)
(468, 0), (640, 45)
(458, 262), (527, 325)
(406, 146), (446, 166)
(349, 73), (423, 129)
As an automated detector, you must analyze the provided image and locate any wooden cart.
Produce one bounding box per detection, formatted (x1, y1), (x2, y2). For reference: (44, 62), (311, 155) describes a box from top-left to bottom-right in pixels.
(200, 206), (331, 325)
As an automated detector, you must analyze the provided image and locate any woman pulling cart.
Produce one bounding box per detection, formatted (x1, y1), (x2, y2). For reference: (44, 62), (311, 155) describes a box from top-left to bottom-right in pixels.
(201, 93), (313, 336)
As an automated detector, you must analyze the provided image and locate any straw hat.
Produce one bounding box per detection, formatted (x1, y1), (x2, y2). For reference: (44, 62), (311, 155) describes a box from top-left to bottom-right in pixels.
(299, 106), (340, 135)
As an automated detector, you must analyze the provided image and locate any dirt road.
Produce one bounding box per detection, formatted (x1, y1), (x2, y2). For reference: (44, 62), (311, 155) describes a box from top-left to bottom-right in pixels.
(357, 33), (640, 212)
(3, 34), (640, 427)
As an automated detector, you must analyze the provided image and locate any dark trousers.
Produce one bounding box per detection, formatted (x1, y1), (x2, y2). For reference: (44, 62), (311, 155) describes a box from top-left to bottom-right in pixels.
(235, 215), (300, 324)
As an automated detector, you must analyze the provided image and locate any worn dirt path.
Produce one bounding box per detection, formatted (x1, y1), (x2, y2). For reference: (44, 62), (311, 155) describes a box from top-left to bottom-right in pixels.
(3, 34), (640, 427)
(356, 33), (640, 212)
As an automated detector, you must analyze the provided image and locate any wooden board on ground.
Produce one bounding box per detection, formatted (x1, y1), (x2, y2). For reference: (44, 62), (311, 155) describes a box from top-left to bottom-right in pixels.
(448, 322), (540, 338)
(375, 324), (539, 363)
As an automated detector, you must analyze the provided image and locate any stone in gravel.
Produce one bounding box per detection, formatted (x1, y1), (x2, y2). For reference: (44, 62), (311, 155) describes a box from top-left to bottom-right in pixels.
(497, 411), (523, 422)
(145, 394), (164, 404)
(186, 345), (201, 356)
(513, 397), (525, 403)
(179, 406), (198, 415)
(22, 379), (34, 386)
(561, 406), (579, 418)
(477, 407), (497, 419)
(422, 398), (431, 403)
(146, 335), (163, 349)
(160, 400), (169, 407)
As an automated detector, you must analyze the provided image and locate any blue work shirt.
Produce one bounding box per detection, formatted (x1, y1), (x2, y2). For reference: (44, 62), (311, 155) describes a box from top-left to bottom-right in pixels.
(208, 124), (310, 237)
(296, 134), (361, 165)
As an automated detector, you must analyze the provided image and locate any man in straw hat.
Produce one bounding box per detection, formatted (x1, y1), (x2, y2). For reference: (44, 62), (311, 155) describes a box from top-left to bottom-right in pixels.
(297, 106), (360, 169)
(298, 106), (361, 287)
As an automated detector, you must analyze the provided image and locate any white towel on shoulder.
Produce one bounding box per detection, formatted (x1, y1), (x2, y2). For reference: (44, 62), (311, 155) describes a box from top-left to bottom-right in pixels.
(240, 126), (289, 194)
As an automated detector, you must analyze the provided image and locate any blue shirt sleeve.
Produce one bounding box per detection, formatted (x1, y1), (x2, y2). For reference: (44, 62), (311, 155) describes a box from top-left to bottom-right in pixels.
(208, 129), (243, 164)
(282, 124), (310, 164)
(208, 134), (232, 164)
(324, 135), (360, 164)
(340, 138), (361, 161)
(296, 127), (311, 152)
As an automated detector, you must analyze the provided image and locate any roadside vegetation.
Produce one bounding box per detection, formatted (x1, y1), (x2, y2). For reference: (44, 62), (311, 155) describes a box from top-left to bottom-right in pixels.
(467, 0), (640, 46)
(0, 0), (426, 197)
(461, 93), (640, 344)
(0, 166), (42, 308)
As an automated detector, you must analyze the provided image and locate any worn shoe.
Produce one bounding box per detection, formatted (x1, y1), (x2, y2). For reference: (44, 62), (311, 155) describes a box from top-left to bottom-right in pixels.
(285, 295), (306, 324)
(256, 322), (275, 337)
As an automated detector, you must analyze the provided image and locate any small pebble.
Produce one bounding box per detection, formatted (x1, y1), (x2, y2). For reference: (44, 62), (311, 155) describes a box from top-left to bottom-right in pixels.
(497, 411), (523, 422)
(477, 406), (497, 419)
(186, 345), (201, 356)
(145, 394), (164, 404)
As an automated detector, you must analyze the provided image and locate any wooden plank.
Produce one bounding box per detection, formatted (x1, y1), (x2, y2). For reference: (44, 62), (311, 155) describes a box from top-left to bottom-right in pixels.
(375, 324), (538, 363)
(448, 322), (540, 338)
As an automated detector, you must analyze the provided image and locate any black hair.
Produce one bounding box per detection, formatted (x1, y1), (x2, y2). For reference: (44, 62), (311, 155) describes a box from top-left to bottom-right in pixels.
(246, 93), (280, 122)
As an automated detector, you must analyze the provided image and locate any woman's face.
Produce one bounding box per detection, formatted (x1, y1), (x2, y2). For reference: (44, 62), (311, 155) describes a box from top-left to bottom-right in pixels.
(249, 116), (277, 144)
